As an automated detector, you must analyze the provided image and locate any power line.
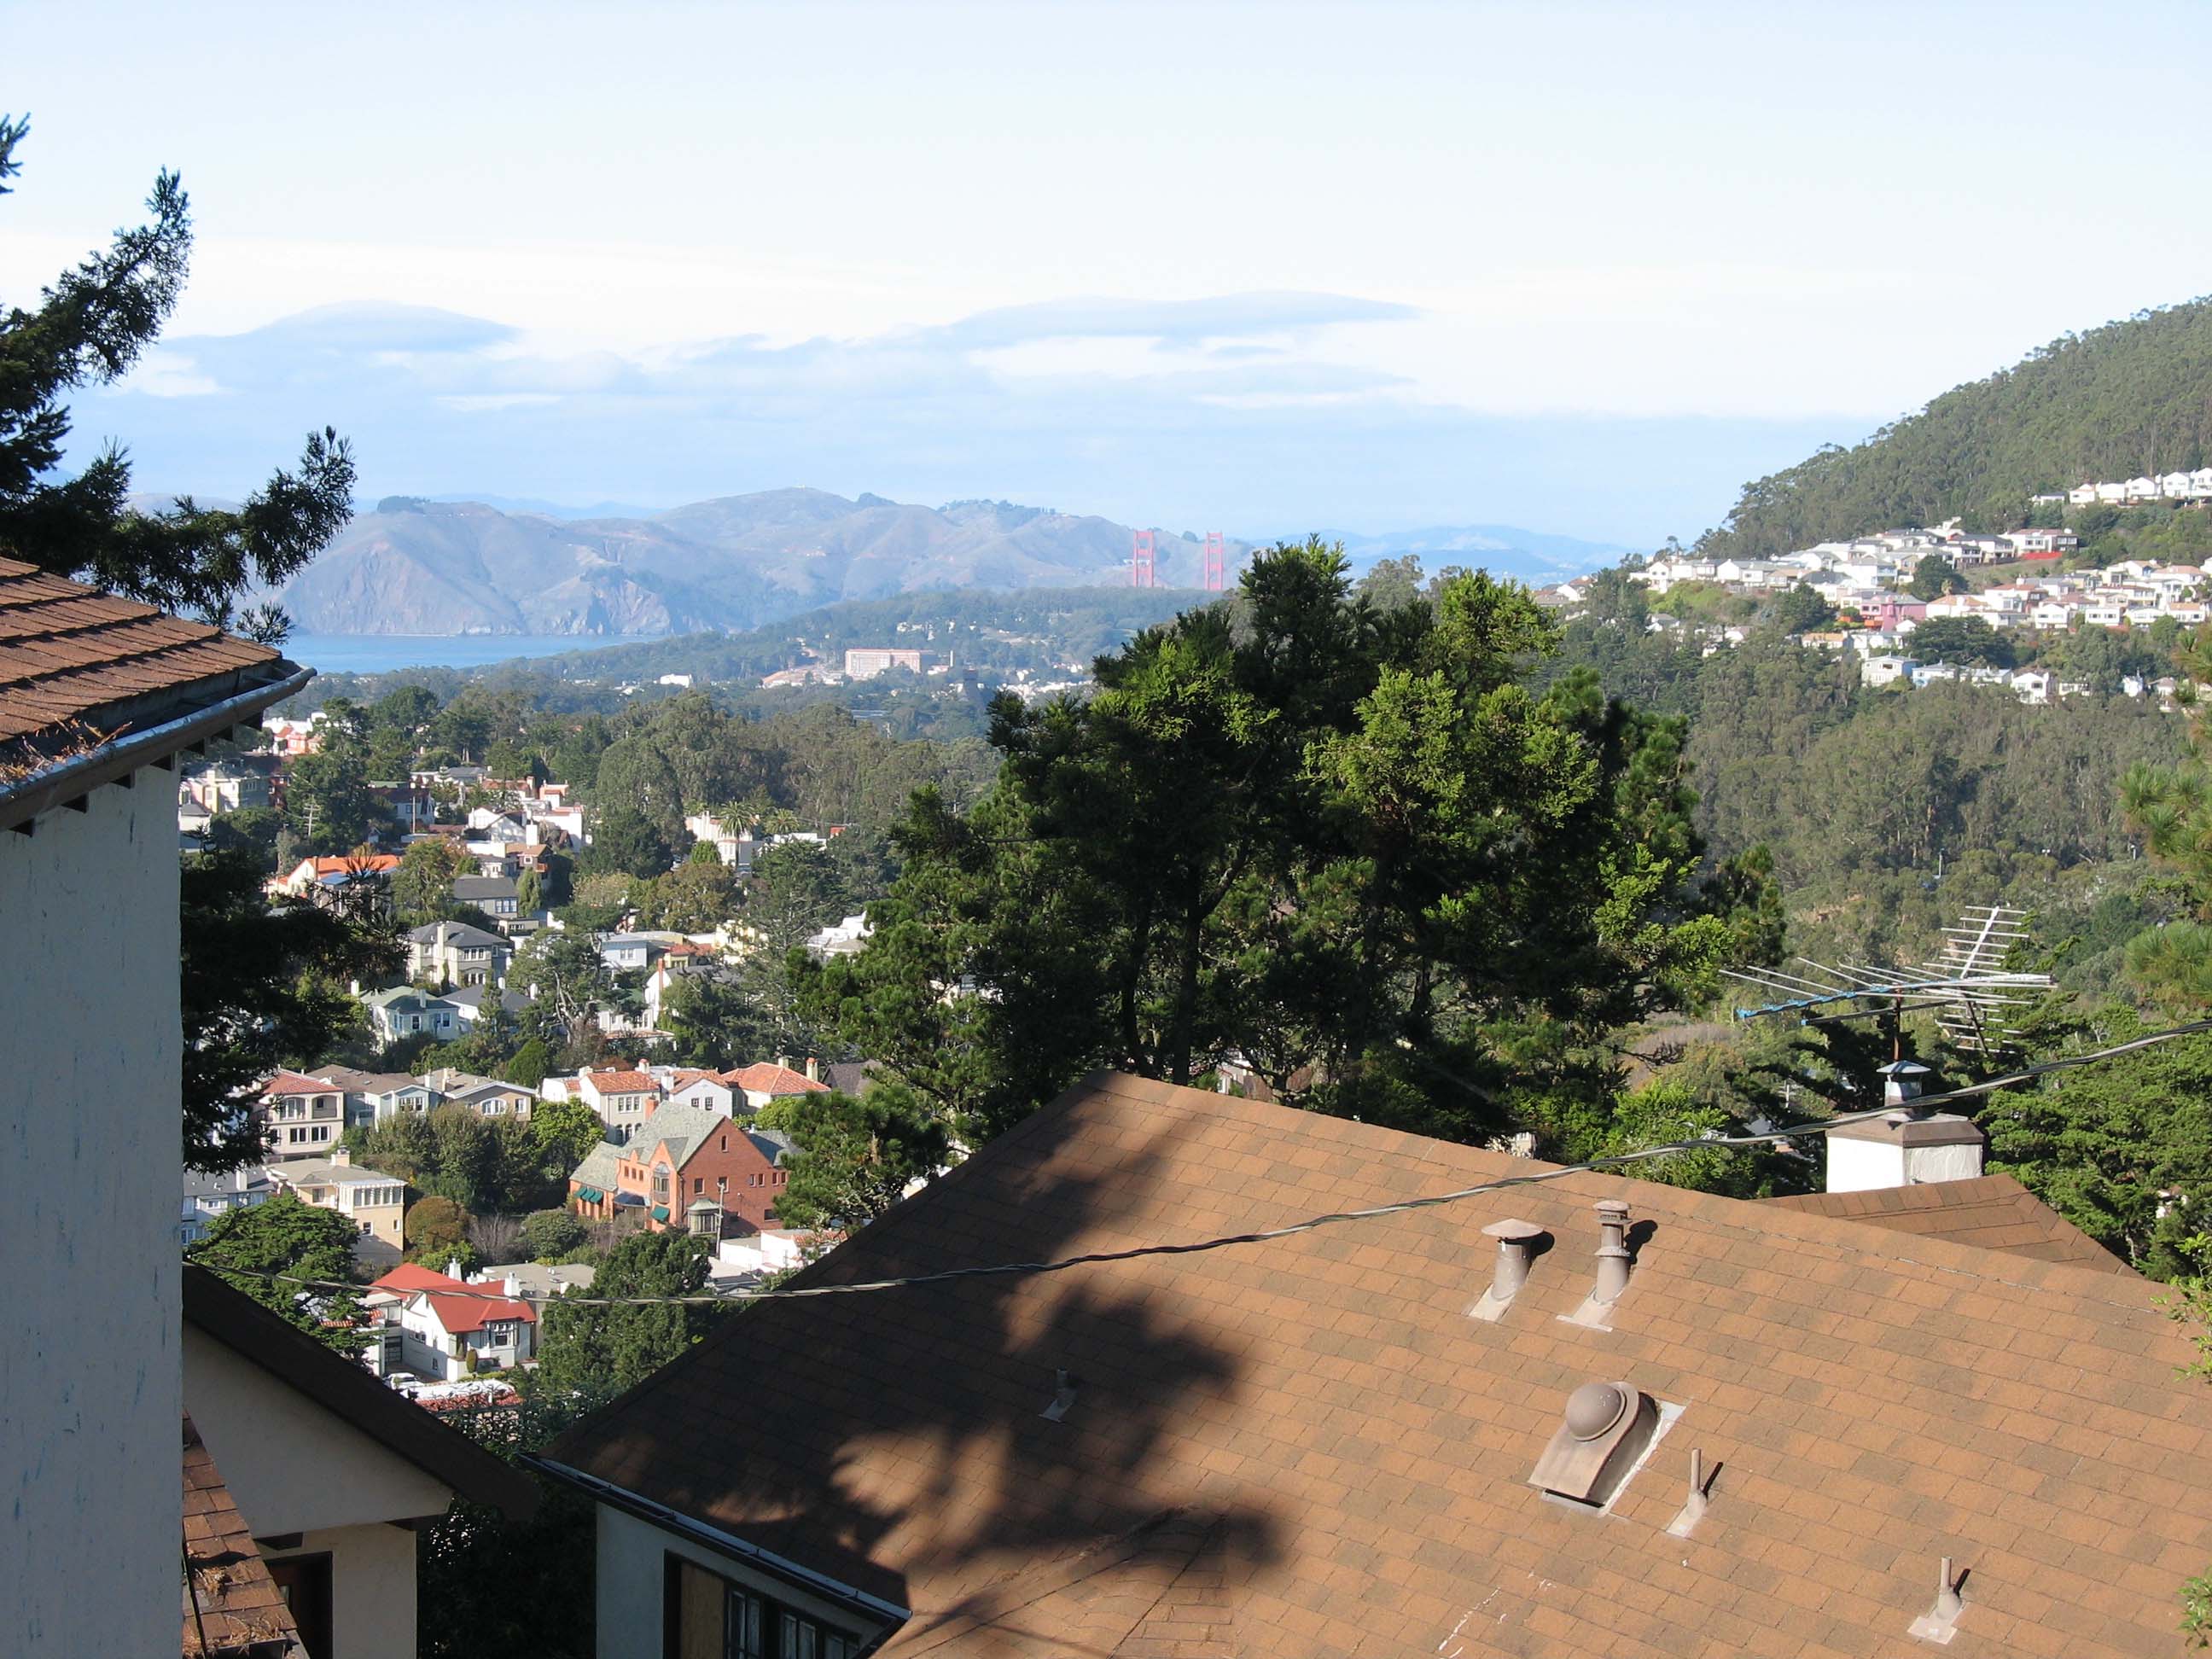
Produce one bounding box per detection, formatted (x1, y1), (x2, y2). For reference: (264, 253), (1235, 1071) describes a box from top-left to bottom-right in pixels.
(206, 1016), (2212, 1311)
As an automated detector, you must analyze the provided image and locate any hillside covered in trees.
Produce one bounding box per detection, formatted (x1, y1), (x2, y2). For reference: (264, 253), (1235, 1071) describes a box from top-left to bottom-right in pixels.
(1700, 295), (2212, 556)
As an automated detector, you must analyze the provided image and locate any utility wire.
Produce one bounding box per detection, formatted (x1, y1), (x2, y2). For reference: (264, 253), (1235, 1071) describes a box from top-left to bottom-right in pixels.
(206, 1016), (2212, 1311)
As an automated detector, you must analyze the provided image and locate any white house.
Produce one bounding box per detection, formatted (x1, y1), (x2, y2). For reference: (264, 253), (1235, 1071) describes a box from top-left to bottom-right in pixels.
(366, 1262), (539, 1380)
(308, 1063), (439, 1126)
(2012, 669), (2054, 705)
(1860, 655), (1917, 688)
(183, 1266), (535, 1657)
(363, 984), (464, 1044)
(1, 554), (311, 1656)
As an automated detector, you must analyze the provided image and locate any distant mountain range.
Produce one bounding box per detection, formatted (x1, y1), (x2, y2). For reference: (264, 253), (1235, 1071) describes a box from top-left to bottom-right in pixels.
(240, 488), (1624, 636)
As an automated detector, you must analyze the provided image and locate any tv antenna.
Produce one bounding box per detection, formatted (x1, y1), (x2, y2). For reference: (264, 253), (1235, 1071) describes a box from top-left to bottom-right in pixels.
(1725, 905), (2050, 1059)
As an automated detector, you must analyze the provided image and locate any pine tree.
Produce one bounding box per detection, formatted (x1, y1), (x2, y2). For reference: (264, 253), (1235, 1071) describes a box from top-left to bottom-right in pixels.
(0, 116), (353, 637)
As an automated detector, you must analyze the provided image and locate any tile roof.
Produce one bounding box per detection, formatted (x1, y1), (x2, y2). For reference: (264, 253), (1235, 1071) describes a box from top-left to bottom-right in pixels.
(550, 1072), (2212, 1659)
(1766, 1174), (2137, 1275)
(0, 555), (284, 747)
(586, 1068), (660, 1095)
(371, 1262), (536, 1331)
(726, 1061), (827, 1096)
(181, 1412), (303, 1656)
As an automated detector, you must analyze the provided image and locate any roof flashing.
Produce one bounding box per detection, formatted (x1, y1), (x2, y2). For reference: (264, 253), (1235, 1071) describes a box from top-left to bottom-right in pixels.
(1528, 1382), (1677, 1513)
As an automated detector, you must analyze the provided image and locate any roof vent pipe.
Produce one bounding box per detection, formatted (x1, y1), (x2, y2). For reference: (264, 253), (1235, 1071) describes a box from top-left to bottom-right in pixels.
(1040, 1368), (1077, 1423)
(1592, 1200), (1633, 1305)
(1468, 1220), (1546, 1322)
(1908, 1557), (1965, 1643)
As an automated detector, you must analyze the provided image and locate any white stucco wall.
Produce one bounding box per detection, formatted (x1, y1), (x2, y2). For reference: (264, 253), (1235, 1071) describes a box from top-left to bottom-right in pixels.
(1827, 1131), (1985, 1194)
(1, 777), (181, 1658)
(595, 1502), (892, 1659)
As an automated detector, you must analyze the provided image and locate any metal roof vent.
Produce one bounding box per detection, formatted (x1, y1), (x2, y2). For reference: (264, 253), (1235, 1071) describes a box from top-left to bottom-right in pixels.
(1467, 1219), (1546, 1323)
(1561, 1200), (1634, 1329)
(1039, 1368), (1077, 1423)
(1528, 1379), (1663, 1511)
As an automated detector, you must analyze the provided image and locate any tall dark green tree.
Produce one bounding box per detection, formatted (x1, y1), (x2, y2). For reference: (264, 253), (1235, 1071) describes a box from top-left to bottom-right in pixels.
(183, 847), (400, 1170)
(802, 541), (1738, 1152)
(531, 1231), (722, 1403)
(0, 116), (352, 638)
(756, 1088), (949, 1229)
(188, 1196), (365, 1352)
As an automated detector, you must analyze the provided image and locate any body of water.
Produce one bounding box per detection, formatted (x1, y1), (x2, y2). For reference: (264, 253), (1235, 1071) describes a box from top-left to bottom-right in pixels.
(286, 633), (655, 675)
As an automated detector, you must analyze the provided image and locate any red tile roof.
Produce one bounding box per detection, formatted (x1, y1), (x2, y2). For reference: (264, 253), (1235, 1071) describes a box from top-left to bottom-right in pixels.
(1766, 1173), (2137, 1275)
(371, 1263), (537, 1332)
(725, 1061), (826, 1096)
(261, 1070), (335, 1097)
(551, 1072), (2212, 1659)
(0, 555), (282, 746)
(182, 1412), (303, 1656)
(585, 1068), (659, 1095)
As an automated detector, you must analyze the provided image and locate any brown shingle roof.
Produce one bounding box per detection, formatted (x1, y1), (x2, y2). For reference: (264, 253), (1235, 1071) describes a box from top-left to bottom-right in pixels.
(1765, 1173), (2137, 1275)
(0, 556), (282, 745)
(182, 1412), (302, 1656)
(550, 1072), (2212, 1659)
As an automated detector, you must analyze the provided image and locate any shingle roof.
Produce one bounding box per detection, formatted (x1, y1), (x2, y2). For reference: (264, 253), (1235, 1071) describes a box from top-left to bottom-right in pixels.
(181, 1412), (303, 1656)
(634, 1103), (745, 1168)
(0, 555), (283, 746)
(550, 1072), (2212, 1659)
(569, 1140), (623, 1190)
(1765, 1174), (2136, 1275)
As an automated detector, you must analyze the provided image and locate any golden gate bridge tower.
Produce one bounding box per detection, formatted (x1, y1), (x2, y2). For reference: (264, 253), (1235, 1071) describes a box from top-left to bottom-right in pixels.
(1129, 528), (1157, 588)
(1202, 531), (1228, 591)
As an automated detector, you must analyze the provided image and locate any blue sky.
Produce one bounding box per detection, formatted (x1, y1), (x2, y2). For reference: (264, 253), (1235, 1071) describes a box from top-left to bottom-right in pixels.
(9, 1), (2211, 545)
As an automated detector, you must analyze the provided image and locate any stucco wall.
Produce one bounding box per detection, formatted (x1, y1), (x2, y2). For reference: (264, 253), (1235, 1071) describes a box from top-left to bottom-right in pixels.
(184, 1324), (455, 1533)
(595, 1503), (892, 1659)
(266, 1521), (419, 1658)
(0, 777), (181, 1658)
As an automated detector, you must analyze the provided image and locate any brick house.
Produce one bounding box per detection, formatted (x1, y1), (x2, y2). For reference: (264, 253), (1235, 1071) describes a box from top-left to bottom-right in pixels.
(575, 1104), (795, 1236)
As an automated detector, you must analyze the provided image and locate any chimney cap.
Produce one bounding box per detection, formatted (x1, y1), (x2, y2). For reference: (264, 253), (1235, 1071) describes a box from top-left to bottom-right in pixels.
(1877, 1059), (1931, 1076)
(1482, 1218), (1546, 1243)
(1594, 1197), (1631, 1215)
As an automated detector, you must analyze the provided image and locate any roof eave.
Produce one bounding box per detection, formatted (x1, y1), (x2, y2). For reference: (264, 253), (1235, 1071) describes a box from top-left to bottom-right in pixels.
(1, 661), (314, 834)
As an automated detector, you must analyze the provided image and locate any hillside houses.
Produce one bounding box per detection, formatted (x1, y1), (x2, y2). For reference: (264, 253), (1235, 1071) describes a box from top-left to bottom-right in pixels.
(2066, 467), (2212, 504)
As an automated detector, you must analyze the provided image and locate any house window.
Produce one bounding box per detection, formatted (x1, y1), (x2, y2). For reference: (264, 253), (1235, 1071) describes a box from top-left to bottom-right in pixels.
(666, 1557), (858, 1659)
(694, 1178), (704, 1195)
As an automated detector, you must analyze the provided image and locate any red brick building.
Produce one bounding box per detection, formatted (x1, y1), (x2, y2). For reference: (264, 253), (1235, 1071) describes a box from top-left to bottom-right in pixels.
(589, 1103), (795, 1237)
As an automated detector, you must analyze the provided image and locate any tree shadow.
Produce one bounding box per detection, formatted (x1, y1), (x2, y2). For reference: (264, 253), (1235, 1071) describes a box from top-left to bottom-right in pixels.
(550, 1099), (1286, 1619)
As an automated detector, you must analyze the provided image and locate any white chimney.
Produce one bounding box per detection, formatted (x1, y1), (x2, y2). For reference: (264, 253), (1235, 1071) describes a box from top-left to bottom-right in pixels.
(1825, 1061), (1986, 1193)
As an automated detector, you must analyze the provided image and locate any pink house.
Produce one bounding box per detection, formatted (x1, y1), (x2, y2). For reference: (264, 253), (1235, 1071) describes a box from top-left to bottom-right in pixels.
(1871, 597), (1928, 631)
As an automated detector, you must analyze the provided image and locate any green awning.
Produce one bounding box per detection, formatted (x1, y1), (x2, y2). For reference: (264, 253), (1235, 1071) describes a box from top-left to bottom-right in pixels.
(573, 1186), (603, 1203)
(650, 1205), (670, 1222)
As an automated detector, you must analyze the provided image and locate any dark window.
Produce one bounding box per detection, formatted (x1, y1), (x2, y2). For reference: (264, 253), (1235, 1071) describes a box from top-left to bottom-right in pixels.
(665, 1555), (859, 1659)
(267, 1551), (334, 1657)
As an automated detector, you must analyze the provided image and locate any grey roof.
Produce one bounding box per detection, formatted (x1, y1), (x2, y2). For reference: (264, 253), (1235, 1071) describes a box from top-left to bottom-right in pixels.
(747, 1127), (795, 1166)
(484, 1262), (597, 1296)
(452, 875), (519, 901)
(308, 1066), (422, 1096)
(446, 984), (534, 1015)
(568, 1141), (623, 1189)
(183, 1166), (272, 1202)
(631, 1103), (747, 1167)
(269, 1157), (402, 1190)
(408, 921), (508, 951)
(822, 1060), (879, 1097)
(363, 986), (461, 1011)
